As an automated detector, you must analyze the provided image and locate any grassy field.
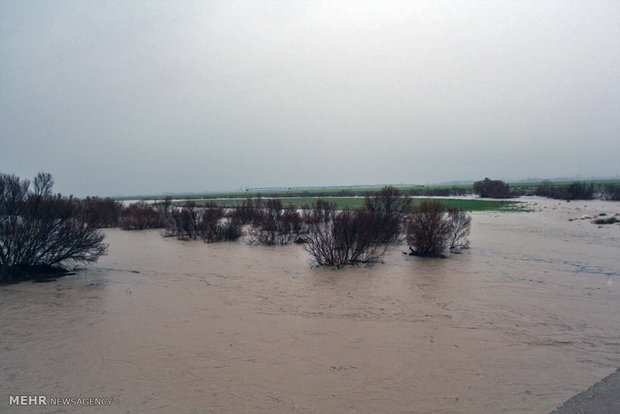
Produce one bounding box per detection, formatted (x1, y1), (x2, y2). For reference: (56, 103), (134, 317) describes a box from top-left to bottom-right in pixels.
(116, 179), (620, 202)
(175, 197), (524, 212)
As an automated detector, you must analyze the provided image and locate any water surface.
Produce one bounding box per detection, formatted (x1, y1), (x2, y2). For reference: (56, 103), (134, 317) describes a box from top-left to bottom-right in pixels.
(1, 201), (619, 413)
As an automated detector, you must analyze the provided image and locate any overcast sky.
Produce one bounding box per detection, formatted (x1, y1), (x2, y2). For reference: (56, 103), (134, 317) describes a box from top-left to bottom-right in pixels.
(1, 1), (619, 197)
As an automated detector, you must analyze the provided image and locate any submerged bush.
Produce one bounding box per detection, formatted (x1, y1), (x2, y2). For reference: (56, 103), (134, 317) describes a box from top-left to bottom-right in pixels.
(303, 200), (387, 267)
(364, 186), (411, 244)
(602, 184), (620, 201)
(167, 202), (242, 242)
(405, 200), (471, 257)
(120, 201), (167, 230)
(0, 172), (107, 283)
(249, 199), (304, 245)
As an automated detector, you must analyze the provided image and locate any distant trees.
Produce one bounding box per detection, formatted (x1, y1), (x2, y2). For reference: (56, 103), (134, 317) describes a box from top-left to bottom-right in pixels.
(602, 184), (620, 201)
(0, 172), (107, 283)
(405, 200), (471, 257)
(473, 178), (511, 198)
(534, 181), (595, 200)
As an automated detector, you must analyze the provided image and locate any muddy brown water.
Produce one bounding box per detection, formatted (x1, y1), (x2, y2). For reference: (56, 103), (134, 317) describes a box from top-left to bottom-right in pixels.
(1, 204), (619, 413)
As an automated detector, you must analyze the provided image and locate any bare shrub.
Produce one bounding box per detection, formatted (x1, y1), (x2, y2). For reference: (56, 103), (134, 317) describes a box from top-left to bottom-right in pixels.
(364, 186), (411, 243)
(447, 207), (471, 251)
(565, 182), (594, 200)
(1, 172), (107, 283)
(250, 200), (303, 245)
(602, 184), (620, 201)
(120, 201), (167, 230)
(405, 201), (471, 257)
(229, 197), (261, 224)
(303, 200), (387, 267)
(216, 218), (244, 241)
(167, 202), (242, 242)
(473, 178), (511, 198)
(78, 196), (123, 228)
(199, 203), (225, 242)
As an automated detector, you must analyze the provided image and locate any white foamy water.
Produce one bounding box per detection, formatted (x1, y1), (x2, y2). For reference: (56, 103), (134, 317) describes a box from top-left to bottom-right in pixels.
(1, 198), (619, 413)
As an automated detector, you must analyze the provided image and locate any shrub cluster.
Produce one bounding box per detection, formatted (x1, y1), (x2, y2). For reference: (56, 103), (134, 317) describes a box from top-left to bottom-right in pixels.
(166, 202), (242, 242)
(602, 184), (620, 201)
(473, 178), (511, 198)
(364, 186), (411, 244)
(120, 201), (168, 230)
(405, 201), (471, 257)
(249, 199), (305, 245)
(0, 173), (107, 283)
(534, 181), (594, 200)
(302, 201), (388, 266)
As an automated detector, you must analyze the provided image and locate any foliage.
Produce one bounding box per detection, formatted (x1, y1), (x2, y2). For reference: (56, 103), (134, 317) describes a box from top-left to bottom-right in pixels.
(535, 181), (594, 200)
(120, 201), (167, 230)
(405, 201), (471, 257)
(167, 202), (242, 242)
(602, 184), (620, 201)
(473, 178), (511, 198)
(303, 200), (387, 266)
(77, 196), (123, 228)
(0, 172), (107, 283)
(249, 199), (305, 245)
(364, 186), (411, 244)
(189, 197), (524, 212)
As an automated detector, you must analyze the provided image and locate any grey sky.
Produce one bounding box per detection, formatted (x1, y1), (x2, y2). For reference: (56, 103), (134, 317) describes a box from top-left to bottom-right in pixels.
(1, 0), (619, 197)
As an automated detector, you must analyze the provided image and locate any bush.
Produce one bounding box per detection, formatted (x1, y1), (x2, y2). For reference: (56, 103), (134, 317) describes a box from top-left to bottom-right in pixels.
(473, 178), (510, 198)
(535, 181), (596, 200)
(166, 202), (242, 242)
(405, 200), (471, 257)
(0, 172), (107, 283)
(120, 201), (166, 230)
(229, 197), (262, 224)
(303, 200), (387, 266)
(446, 207), (471, 250)
(78, 196), (123, 228)
(364, 186), (411, 244)
(565, 182), (594, 200)
(249, 200), (304, 245)
(602, 184), (620, 201)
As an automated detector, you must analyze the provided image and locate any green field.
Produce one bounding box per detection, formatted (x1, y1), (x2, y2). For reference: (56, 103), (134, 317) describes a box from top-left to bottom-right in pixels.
(117, 179), (620, 202)
(175, 197), (524, 212)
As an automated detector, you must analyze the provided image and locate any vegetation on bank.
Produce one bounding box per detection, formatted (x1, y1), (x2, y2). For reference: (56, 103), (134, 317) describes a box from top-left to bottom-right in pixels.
(3, 171), (619, 283)
(116, 179), (620, 202)
(175, 197), (524, 212)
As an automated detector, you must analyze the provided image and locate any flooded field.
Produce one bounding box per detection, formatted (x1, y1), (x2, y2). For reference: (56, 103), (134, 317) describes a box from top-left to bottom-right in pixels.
(1, 198), (619, 413)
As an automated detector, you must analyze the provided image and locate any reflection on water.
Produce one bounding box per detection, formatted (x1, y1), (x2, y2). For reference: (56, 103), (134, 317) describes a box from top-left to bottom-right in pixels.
(1, 210), (619, 413)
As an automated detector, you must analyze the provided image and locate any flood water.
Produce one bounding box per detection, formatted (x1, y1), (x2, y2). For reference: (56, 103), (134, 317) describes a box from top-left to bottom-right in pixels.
(1, 199), (619, 413)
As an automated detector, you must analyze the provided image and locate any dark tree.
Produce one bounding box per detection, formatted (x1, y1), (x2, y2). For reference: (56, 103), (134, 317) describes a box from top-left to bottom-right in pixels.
(473, 178), (511, 198)
(0, 172), (107, 283)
